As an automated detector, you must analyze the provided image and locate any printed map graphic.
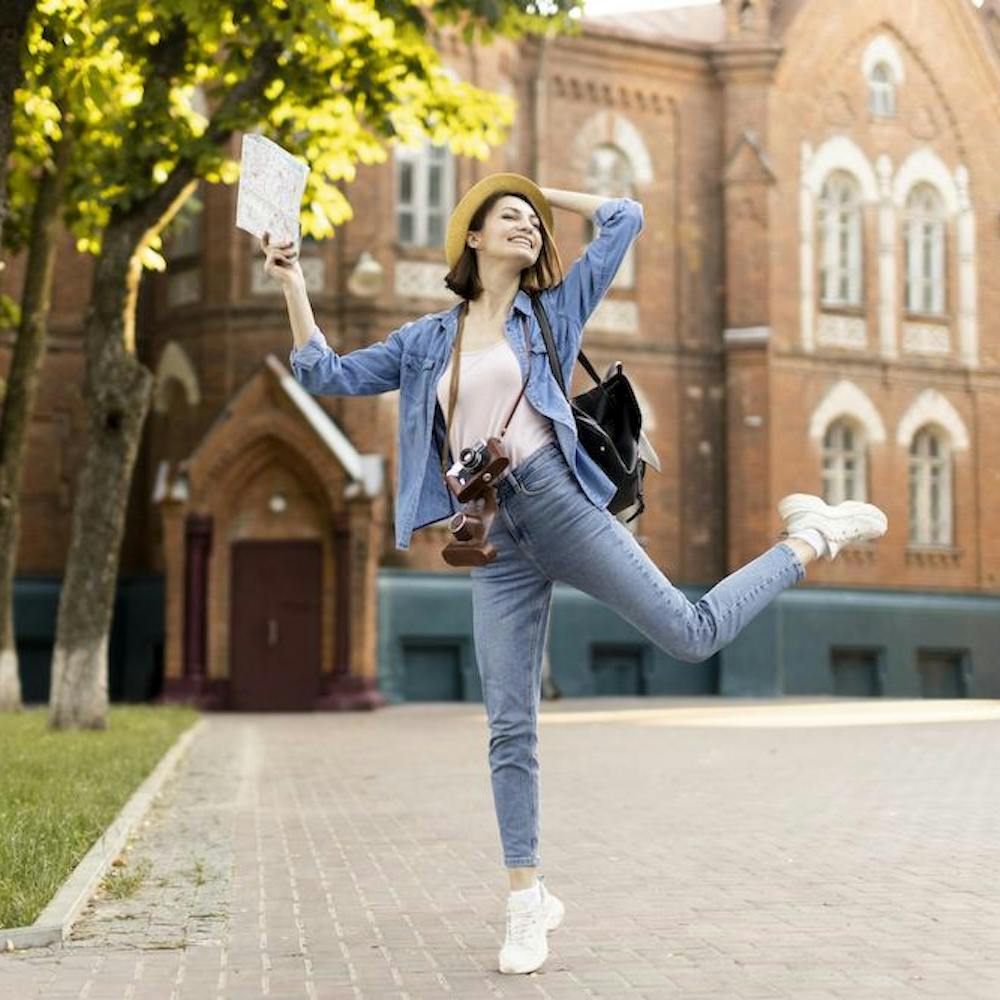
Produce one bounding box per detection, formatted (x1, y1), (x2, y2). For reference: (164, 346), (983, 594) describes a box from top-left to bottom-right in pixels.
(235, 134), (310, 248)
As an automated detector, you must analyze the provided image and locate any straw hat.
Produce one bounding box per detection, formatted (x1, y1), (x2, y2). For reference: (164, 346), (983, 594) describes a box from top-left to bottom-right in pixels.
(445, 172), (554, 269)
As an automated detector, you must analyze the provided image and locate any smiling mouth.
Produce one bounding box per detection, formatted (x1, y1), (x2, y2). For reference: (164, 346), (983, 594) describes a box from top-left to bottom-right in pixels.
(509, 238), (533, 249)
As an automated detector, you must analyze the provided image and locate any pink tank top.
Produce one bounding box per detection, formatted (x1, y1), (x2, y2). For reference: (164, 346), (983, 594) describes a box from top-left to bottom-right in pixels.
(437, 338), (558, 473)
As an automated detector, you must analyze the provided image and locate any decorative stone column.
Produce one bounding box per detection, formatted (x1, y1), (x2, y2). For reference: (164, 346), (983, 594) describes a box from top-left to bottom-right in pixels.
(876, 154), (897, 360)
(183, 514), (212, 684)
(317, 504), (386, 710)
(956, 165), (978, 369)
(160, 510), (223, 708)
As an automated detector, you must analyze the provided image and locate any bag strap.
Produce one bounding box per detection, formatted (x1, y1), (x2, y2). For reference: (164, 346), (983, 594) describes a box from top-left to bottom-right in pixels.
(528, 291), (602, 397)
(439, 302), (530, 474)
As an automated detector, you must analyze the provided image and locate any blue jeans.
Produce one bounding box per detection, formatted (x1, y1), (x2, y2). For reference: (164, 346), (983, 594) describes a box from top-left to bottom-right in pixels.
(469, 441), (805, 868)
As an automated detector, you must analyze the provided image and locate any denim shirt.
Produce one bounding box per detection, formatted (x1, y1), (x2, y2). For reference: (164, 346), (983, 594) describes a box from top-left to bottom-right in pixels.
(288, 196), (644, 550)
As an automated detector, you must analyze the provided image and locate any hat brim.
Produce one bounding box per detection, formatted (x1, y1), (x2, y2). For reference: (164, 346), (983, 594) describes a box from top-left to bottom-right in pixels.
(445, 173), (554, 270)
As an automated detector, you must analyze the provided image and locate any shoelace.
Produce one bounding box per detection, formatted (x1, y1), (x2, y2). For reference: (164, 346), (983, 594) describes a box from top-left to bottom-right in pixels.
(506, 901), (543, 944)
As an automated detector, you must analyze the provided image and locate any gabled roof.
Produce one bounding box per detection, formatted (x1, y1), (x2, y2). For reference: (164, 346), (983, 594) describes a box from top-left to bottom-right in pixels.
(265, 356), (383, 499)
(583, 4), (726, 46)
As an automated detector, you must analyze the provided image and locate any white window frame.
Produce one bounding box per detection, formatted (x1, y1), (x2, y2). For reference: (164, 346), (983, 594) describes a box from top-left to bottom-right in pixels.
(908, 426), (953, 547)
(904, 184), (946, 316)
(819, 171), (864, 308)
(395, 141), (455, 249)
(868, 62), (896, 117)
(585, 143), (636, 289)
(821, 419), (867, 505)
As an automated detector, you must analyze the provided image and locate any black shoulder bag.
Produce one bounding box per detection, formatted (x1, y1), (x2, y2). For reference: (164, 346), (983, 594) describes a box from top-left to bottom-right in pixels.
(529, 291), (658, 523)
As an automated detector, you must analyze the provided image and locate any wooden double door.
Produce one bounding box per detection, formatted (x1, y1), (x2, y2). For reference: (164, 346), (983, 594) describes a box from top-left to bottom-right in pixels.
(229, 540), (322, 711)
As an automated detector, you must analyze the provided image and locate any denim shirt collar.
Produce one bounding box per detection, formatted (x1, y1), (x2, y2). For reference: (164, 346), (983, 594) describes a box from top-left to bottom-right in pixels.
(433, 291), (534, 365)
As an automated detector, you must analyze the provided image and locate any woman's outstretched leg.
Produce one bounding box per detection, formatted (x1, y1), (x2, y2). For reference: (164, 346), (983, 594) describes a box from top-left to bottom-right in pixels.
(530, 486), (886, 664)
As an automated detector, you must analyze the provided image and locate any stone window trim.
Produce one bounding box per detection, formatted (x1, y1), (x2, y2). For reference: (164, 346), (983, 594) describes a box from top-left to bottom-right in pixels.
(904, 545), (962, 567)
(818, 302), (867, 319)
(800, 137), (879, 355)
(861, 34), (904, 121)
(808, 380), (887, 448)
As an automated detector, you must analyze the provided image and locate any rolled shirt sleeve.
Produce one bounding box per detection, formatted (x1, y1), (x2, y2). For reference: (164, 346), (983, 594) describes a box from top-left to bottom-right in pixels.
(288, 323), (406, 396)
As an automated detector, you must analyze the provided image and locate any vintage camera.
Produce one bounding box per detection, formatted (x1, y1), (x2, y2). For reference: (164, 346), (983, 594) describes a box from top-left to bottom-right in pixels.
(441, 436), (509, 567)
(441, 498), (497, 567)
(444, 436), (510, 502)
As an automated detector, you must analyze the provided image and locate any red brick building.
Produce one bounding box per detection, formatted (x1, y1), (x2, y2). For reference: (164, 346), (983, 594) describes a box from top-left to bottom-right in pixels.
(5, 0), (1000, 707)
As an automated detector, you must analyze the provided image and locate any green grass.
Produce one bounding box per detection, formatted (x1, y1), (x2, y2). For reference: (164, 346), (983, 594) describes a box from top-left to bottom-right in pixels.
(0, 705), (199, 929)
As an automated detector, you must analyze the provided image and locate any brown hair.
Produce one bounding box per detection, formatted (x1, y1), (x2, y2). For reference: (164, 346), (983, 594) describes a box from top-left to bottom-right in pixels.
(444, 191), (564, 300)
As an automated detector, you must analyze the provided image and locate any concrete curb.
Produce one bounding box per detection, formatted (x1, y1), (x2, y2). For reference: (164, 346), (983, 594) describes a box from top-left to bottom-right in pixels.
(1, 716), (206, 952)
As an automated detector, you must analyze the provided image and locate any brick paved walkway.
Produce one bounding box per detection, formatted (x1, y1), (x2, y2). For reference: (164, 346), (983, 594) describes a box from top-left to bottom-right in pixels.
(3, 697), (1000, 999)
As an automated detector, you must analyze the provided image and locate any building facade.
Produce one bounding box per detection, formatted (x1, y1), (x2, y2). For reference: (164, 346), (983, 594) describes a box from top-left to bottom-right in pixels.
(4, 0), (1000, 707)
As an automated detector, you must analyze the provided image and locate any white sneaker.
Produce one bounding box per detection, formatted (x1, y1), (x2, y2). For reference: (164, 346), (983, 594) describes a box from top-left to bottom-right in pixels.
(498, 877), (564, 975)
(778, 493), (888, 560)
(540, 877), (565, 932)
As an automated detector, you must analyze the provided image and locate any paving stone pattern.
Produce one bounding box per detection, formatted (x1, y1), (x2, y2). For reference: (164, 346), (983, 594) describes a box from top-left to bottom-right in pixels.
(3, 697), (1000, 999)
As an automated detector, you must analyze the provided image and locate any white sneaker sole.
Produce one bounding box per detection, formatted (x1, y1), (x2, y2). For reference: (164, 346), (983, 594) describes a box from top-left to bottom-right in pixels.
(544, 893), (564, 932)
(499, 945), (547, 975)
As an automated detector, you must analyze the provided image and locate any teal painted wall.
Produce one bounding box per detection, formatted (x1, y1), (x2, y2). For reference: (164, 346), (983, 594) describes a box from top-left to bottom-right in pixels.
(14, 576), (164, 704)
(15, 571), (997, 706)
(719, 587), (1000, 698)
(380, 570), (1000, 703)
(378, 569), (719, 704)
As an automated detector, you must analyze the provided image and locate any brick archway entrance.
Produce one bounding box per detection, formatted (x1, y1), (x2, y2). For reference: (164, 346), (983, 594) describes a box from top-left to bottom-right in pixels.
(158, 356), (387, 711)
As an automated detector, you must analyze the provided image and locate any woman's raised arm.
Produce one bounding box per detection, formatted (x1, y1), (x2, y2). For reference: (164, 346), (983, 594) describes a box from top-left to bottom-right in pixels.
(262, 232), (404, 396)
(538, 190), (644, 328)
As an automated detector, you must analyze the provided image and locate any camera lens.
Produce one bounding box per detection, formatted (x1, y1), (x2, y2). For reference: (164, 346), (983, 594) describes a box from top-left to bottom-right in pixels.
(459, 445), (484, 473)
(449, 512), (475, 541)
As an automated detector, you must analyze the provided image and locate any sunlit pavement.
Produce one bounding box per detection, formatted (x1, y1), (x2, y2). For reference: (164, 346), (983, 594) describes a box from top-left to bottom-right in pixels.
(3, 696), (999, 998)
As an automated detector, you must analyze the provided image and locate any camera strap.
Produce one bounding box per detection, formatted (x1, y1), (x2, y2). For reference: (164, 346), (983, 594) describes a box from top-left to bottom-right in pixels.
(439, 300), (530, 473)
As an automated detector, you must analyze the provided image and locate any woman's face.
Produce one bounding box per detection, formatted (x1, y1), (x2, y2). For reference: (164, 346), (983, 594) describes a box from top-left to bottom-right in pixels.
(467, 195), (542, 269)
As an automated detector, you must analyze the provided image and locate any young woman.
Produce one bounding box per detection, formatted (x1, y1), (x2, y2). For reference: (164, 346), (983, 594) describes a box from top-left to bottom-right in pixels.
(263, 172), (888, 976)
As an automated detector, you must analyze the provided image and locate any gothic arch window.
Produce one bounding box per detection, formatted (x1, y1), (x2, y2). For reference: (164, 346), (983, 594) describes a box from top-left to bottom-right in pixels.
(904, 184), (947, 316)
(909, 425), (952, 546)
(585, 143), (636, 288)
(395, 140), (455, 248)
(868, 62), (896, 117)
(818, 170), (864, 307)
(822, 419), (868, 505)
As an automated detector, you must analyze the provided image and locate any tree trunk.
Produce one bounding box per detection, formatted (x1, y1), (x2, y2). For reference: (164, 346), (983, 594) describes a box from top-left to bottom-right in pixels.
(0, 1), (37, 247)
(0, 132), (71, 712)
(47, 221), (155, 730)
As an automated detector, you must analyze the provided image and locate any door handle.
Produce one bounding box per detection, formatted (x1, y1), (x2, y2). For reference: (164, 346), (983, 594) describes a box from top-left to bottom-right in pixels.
(267, 618), (279, 647)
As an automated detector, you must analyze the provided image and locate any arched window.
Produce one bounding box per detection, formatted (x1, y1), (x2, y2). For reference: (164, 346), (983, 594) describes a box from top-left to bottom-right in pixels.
(822, 419), (867, 505)
(909, 426), (952, 546)
(395, 141), (454, 248)
(868, 62), (896, 117)
(585, 144), (636, 288)
(904, 184), (946, 316)
(819, 171), (863, 307)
